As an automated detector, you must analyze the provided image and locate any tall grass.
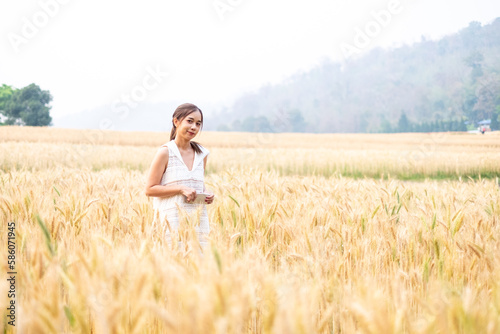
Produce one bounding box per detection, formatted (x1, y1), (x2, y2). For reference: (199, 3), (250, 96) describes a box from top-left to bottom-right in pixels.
(1, 126), (499, 180)
(0, 127), (499, 333)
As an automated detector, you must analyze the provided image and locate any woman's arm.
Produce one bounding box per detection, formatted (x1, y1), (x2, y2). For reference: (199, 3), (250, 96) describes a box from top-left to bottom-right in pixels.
(145, 147), (196, 200)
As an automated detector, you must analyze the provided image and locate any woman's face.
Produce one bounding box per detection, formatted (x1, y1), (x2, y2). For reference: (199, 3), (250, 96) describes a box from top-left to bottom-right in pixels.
(174, 111), (202, 139)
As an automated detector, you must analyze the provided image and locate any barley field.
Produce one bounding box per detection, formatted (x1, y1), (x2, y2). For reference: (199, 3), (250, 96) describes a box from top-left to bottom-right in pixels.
(1, 126), (500, 333)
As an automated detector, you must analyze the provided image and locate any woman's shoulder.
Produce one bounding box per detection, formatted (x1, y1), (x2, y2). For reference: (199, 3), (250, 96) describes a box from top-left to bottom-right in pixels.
(157, 141), (173, 157)
(156, 146), (169, 162)
(162, 140), (176, 149)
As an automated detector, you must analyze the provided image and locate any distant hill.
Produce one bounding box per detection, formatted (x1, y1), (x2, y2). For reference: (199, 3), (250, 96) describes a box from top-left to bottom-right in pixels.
(215, 18), (500, 133)
(53, 101), (223, 132)
(54, 103), (175, 132)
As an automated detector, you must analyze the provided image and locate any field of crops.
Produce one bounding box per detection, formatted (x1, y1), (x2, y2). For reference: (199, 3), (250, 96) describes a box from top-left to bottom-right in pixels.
(1, 126), (500, 333)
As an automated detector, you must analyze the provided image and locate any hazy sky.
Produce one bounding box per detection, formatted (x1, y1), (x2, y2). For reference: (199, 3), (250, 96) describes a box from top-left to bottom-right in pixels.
(1, 0), (499, 118)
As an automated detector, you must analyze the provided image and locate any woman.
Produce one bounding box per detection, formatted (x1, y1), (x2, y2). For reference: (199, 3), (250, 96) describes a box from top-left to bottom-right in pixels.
(145, 103), (214, 250)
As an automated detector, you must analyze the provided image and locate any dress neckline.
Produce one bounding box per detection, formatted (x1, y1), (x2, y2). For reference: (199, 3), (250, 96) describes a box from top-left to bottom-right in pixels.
(170, 140), (198, 172)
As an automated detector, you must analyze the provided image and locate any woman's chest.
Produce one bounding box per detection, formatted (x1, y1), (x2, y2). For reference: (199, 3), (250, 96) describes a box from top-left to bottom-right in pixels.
(164, 156), (204, 182)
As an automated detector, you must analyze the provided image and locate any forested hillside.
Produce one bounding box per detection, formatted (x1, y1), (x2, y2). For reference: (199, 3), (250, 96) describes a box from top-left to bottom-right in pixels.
(215, 19), (500, 133)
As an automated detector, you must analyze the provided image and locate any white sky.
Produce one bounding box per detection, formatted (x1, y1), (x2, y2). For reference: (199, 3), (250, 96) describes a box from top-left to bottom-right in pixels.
(1, 0), (499, 118)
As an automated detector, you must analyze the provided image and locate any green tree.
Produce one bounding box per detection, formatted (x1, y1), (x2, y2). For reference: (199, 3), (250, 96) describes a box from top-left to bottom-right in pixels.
(459, 118), (468, 131)
(462, 86), (478, 123)
(240, 116), (272, 132)
(464, 51), (484, 83)
(443, 120), (451, 131)
(0, 84), (14, 108)
(0, 84), (14, 124)
(231, 119), (242, 131)
(216, 123), (231, 132)
(460, 21), (482, 50)
(2, 84), (52, 126)
(379, 115), (393, 133)
(287, 109), (306, 132)
(397, 111), (410, 132)
(492, 106), (500, 131)
(431, 120), (438, 132)
(438, 120), (445, 132)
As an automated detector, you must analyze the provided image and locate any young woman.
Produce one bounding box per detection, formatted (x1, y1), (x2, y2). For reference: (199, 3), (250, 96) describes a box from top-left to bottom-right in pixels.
(145, 103), (214, 249)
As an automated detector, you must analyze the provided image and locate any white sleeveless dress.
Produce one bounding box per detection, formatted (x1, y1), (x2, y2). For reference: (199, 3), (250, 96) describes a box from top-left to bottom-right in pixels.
(152, 140), (210, 248)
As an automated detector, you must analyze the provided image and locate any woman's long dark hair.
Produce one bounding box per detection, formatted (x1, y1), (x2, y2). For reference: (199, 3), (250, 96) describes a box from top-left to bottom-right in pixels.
(170, 103), (204, 154)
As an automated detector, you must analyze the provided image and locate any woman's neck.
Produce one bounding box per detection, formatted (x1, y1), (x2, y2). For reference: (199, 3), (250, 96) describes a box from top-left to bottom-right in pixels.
(174, 137), (191, 151)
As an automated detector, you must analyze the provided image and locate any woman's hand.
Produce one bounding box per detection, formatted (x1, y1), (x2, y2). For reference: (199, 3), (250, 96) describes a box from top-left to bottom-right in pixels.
(180, 186), (197, 203)
(205, 192), (215, 204)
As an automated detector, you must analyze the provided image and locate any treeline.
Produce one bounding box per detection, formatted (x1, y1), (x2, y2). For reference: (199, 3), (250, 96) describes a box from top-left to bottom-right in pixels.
(211, 19), (500, 133)
(217, 109), (307, 133)
(381, 112), (468, 133)
(0, 83), (53, 126)
(220, 111), (472, 134)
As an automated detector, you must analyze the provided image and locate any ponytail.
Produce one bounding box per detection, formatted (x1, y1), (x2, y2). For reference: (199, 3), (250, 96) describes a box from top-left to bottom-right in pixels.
(190, 141), (203, 154)
(170, 121), (177, 140)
